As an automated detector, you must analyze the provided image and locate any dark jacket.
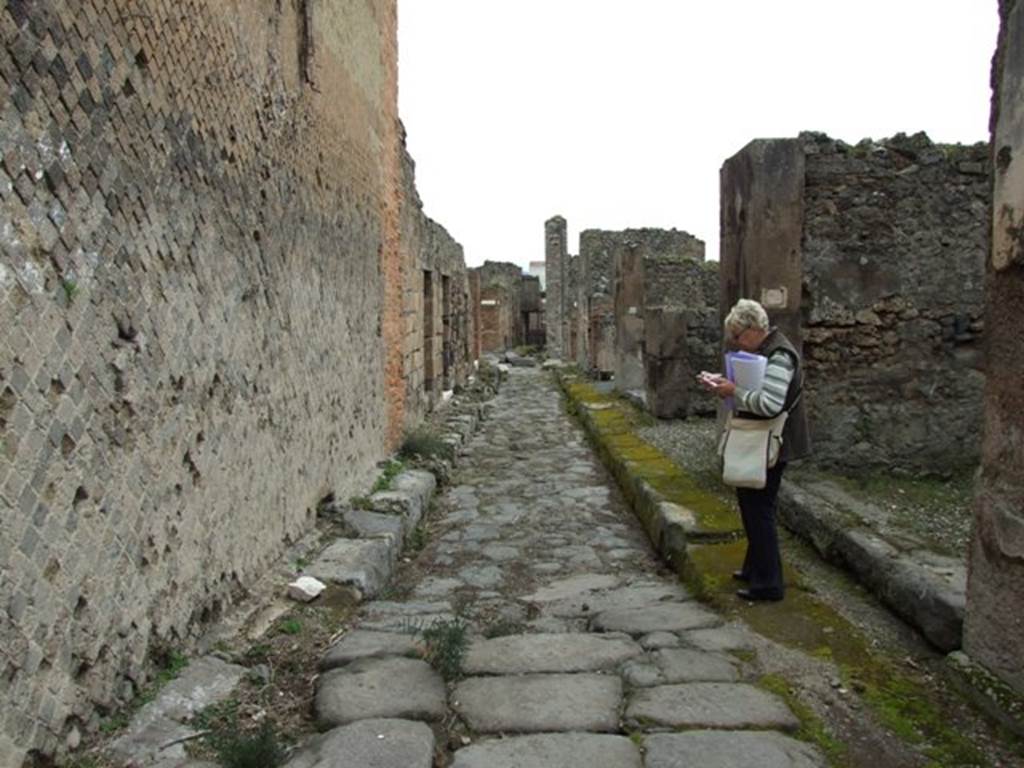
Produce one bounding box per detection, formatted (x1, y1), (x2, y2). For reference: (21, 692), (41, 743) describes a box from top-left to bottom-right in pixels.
(741, 328), (811, 462)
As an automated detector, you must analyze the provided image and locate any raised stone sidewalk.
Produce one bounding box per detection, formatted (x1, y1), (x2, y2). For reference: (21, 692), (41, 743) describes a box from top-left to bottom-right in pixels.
(286, 368), (826, 767)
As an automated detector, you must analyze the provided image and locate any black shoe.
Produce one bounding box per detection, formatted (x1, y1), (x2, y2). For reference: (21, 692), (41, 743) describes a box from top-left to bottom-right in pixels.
(732, 571), (750, 582)
(736, 588), (783, 602)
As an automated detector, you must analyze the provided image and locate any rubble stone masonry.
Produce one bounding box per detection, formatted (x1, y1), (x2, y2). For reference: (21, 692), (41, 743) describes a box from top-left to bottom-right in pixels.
(0, 1), (465, 762)
(721, 132), (989, 472)
(964, 0), (1024, 697)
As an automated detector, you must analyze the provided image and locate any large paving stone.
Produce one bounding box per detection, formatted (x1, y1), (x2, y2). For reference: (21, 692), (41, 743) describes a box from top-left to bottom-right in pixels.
(644, 730), (826, 768)
(320, 630), (420, 671)
(529, 581), (691, 618)
(590, 603), (719, 635)
(286, 718), (434, 768)
(315, 657), (446, 727)
(625, 683), (799, 731)
(622, 648), (738, 688)
(453, 674), (621, 733)
(307, 539), (395, 598)
(452, 733), (642, 768)
(463, 633), (642, 674)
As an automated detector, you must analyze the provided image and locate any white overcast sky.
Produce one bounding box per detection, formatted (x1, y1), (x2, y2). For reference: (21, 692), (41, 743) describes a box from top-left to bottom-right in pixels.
(397, 1), (999, 268)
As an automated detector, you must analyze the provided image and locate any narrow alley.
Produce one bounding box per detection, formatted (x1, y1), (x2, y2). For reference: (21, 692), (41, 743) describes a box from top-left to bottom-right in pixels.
(301, 368), (822, 767)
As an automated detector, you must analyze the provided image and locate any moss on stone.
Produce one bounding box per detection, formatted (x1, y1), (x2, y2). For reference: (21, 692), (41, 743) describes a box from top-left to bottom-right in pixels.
(759, 673), (847, 766)
(559, 374), (1001, 766)
(562, 378), (739, 536)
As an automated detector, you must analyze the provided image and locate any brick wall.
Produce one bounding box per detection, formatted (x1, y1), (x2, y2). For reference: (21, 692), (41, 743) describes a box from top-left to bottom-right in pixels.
(0, 1), (466, 762)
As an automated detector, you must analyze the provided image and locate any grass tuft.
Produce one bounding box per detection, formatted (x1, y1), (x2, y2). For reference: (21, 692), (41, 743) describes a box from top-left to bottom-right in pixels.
(418, 617), (469, 681)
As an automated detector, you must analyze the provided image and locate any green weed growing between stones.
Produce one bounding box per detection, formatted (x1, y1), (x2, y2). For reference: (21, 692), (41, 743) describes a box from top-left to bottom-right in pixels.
(61, 277), (79, 303)
(418, 617), (469, 681)
(349, 495), (374, 511)
(207, 718), (286, 768)
(759, 674), (847, 766)
(371, 458), (405, 493)
(276, 618), (302, 636)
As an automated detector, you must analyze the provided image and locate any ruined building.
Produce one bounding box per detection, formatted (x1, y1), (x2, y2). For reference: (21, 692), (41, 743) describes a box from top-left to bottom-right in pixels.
(720, 131), (989, 472)
(610, 230), (714, 418)
(964, 0), (1024, 700)
(467, 260), (540, 355)
(0, 1), (472, 762)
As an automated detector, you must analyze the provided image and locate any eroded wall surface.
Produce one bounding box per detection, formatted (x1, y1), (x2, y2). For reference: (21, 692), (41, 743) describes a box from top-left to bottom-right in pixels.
(801, 132), (988, 472)
(0, 1), (455, 761)
(473, 260), (524, 354)
(611, 229), (706, 395)
(964, 0), (1024, 696)
(399, 134), (472, 424)
(720, 133), (988, 472)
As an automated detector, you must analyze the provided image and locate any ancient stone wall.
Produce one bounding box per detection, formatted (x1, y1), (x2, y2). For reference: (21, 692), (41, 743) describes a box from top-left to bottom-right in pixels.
(520, 275), (544, 348)
(0, 2), (464, 762)
(566, 253), (579, 361)
(610, 230), (707, 399)
(964, 0), (1024, 697)
(473, 261), (523, 354)
(544, 216), (567, 357)
(577, 230), (618, 373)
(721, 133), (989, 472)
(642, 257), (720, 417)
(399, 135), (472, 425)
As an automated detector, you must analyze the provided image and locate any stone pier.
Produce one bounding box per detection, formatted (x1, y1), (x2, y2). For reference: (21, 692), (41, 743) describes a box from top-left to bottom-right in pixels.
(963, 0), (1024, 698)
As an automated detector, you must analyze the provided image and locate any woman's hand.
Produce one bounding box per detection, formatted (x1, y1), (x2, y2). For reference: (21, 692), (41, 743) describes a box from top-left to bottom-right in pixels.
(697, 372), (736, 398)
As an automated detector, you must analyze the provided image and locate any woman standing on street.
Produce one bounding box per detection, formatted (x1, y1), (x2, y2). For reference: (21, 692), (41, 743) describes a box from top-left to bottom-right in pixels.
(701, 299), (811, 602)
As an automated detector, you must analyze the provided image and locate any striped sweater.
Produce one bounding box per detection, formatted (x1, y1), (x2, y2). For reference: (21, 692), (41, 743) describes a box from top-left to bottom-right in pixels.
(734, 351), (795, 417)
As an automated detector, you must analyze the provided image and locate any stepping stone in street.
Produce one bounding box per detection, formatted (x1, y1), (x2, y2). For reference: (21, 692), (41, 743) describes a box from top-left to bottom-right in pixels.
(453, 674), (621, 733)
(625, 683), (799, 731)
(319, 630), (421, 671)
(462, 633), (642, 675)
(285, 718), (434, 768)
(644, 730), (826, 768)
(452, 733), (642, 768)
(590, 603), (720, 635)
(315, 657), (446, 728)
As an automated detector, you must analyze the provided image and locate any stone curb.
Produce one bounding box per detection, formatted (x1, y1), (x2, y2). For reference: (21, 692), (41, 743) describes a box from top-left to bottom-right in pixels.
(777, 481), (965, 652)
(557, 375), (702, 572)
(307, 401), (486, 601)
(560, 372), (965, 653)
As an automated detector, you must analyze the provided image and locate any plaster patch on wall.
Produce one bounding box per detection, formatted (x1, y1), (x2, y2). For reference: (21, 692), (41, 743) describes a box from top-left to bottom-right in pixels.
(761, 286), (788, 309)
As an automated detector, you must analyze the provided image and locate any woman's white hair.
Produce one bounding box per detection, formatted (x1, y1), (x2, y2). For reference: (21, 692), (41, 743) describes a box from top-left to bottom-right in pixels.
(724, 299), (770, 339)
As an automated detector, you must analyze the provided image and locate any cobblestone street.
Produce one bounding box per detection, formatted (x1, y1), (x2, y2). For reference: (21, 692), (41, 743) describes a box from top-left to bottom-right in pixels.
(302, 368), (824, 767)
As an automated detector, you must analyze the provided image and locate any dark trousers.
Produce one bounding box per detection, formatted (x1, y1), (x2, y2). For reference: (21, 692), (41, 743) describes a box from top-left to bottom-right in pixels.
(736, 461), (787, 598)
